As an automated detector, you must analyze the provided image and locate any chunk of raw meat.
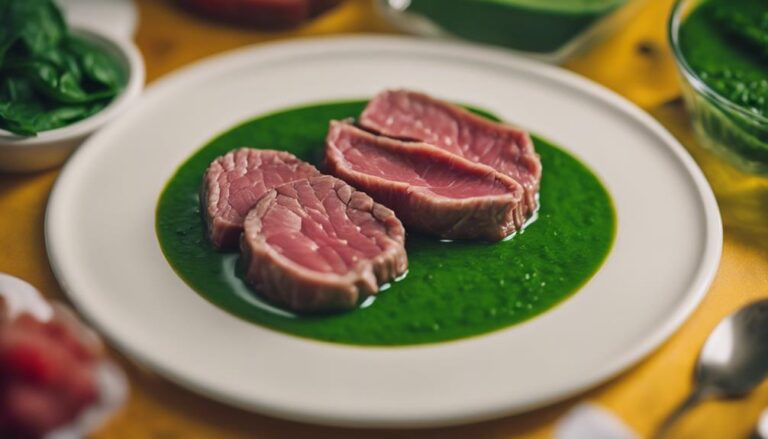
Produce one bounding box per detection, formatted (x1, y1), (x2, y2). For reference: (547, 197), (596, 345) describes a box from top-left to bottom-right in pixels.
(360, 89), (542, 217)
(0, 303), (103, 439)
(325, 121), (525, 241)
(201, 148), (320, 250)
(240, 175), (407, 313)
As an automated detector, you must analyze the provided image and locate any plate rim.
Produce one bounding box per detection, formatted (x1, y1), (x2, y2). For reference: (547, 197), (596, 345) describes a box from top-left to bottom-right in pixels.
(45, 34), (723, 428)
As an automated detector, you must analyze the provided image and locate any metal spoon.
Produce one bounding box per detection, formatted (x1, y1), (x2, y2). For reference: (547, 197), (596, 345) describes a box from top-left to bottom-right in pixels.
(653, 299), (768, 439)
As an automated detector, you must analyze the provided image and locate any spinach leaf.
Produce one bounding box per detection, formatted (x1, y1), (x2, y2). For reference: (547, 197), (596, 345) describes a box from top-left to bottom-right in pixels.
(0, 0), (65, 64)
(66, 37), (123, 91)
(0, 96), (105, 136)
(1, 76), (36, 102)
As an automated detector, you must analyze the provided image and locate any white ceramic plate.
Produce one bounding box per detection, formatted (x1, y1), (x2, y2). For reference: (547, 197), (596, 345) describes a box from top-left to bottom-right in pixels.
(45, 36), (721, 428)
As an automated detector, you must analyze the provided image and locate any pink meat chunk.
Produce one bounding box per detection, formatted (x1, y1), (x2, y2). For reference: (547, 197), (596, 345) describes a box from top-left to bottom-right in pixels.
(0, 303), (103, 439)
(325, 121), (525, 241)
(359, 89), (542, 217)
(241, 175), (407, 313)
(201, 148), (320, 250)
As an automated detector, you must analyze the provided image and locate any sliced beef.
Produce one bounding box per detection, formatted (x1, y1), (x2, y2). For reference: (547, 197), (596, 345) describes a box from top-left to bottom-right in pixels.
(201, 148), (320, 250)
(359, 89), (542, 218)
(241, 175), (407, 313)
(325, 121), (525, 241)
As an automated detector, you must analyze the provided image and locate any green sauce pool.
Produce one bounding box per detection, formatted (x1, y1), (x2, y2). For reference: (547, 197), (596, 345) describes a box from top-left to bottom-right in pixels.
(156, 101), (615, 346)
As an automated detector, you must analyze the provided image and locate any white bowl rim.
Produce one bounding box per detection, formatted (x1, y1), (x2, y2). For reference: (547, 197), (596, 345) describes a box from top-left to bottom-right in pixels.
(0, 27), (145, 146)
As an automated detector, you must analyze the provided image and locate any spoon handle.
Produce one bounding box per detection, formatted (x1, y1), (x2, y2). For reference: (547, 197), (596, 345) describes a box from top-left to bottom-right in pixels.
(651, 387), (709, 439)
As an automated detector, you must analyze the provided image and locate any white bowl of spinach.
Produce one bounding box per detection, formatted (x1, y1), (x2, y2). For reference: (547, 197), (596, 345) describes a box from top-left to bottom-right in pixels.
(0, 0), (144, 172)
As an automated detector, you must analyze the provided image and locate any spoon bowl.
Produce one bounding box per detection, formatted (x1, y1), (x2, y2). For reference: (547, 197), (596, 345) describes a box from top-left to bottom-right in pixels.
(697, 300), (768, 397)
(654, 299), (768, 439)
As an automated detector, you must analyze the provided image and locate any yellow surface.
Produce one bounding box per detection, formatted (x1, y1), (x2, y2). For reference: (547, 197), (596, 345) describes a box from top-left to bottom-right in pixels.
(0, 0), (767, 437)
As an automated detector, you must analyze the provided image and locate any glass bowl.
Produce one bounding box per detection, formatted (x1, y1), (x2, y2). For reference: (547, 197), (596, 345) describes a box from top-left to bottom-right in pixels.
(377, 0), (646, 64)
(669, 0), (768, 175)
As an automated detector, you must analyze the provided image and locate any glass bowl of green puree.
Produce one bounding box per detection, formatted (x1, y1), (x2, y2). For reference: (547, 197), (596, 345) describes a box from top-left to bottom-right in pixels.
(377, 0), (645, 63)
(671, 0), (768, 175)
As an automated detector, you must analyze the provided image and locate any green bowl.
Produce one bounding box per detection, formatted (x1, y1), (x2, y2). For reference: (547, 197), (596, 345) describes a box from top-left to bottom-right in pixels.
(378, 0), (643, 63)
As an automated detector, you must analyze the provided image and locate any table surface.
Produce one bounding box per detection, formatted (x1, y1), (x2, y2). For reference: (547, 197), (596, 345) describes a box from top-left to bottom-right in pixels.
(1, 0), (767, 437)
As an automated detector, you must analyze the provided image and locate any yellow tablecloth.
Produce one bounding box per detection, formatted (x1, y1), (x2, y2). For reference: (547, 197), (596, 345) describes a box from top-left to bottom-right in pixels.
(1, 1), (767, 437)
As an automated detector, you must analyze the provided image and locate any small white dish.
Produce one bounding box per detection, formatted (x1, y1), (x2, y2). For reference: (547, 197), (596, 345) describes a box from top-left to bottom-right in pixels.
(46, 36), (721, 427)
(0, 27), (144, 173)
(0, 273), (128, 439)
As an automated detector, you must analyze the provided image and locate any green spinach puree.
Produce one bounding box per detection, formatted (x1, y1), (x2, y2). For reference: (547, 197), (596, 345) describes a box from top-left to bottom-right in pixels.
(156, 101), (615, 346)
(679, 0), (768, 165)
